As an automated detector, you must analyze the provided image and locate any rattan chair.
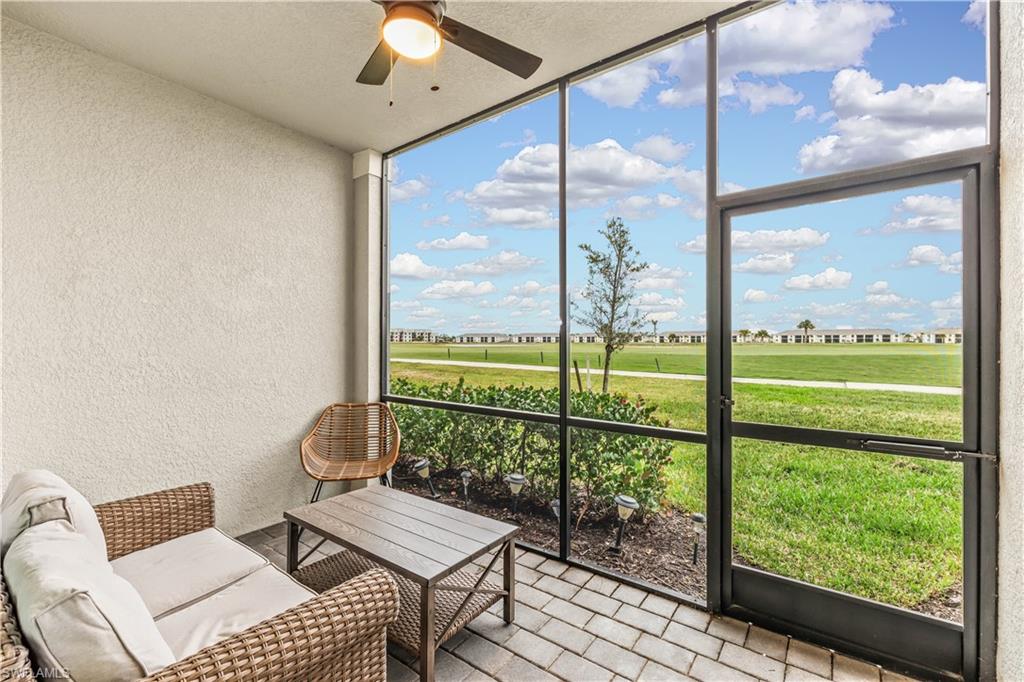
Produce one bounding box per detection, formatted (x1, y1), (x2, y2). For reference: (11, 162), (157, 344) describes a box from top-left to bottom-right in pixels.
(301, 402), (401, 495)
(297, 403), (401, 560)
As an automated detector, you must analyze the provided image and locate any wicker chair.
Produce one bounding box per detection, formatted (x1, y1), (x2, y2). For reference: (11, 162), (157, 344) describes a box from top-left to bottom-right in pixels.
(300, 402), (402, 500)
(0, 483), (400, 682)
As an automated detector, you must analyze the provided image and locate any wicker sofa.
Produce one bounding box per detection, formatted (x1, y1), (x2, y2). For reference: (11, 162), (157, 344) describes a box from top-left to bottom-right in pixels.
(1, 480), (399, 682)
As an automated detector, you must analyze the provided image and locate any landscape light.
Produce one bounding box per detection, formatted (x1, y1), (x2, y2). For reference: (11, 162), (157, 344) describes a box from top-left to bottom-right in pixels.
(609, 494), (640, 555)
(504, 473), (526, 515)
(460, 470), (472, 506)
(549, 498), (560, 521)
(691, 512), (706, 565)
(412, 458), (439, 499)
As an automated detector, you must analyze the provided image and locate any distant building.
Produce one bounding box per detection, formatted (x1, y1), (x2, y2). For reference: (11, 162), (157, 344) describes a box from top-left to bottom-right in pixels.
(571, 332), (598, 344)
(773, 328), (898, 344)
(661, 331), (707, 344)
(455, 333), (510, 344)
(510, 332), (558, 343)
(909, 328), (963, 344)
(389, 328), (436, 343)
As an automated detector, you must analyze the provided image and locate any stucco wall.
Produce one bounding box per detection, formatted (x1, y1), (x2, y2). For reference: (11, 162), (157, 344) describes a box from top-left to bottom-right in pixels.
(1, 18), (353, 535)
(999, 1), (1024, 679)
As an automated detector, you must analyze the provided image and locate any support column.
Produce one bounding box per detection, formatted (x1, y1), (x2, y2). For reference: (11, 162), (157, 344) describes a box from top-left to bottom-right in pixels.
(349, 149), (384, 404)
(339, 149), (384, 494)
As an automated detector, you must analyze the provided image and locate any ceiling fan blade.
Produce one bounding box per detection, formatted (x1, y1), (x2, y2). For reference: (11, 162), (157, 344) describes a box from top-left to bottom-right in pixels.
(439, 16), (542, 79)
(356, 40), (394, 85)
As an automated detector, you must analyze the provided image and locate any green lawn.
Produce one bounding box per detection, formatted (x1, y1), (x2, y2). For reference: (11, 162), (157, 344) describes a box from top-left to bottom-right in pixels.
(390, 361), (963, 611)
(391, 342), (963, 387)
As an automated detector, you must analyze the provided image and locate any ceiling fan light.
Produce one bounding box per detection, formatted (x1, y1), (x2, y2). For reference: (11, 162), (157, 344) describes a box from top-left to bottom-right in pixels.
(382, 6), (441, 60)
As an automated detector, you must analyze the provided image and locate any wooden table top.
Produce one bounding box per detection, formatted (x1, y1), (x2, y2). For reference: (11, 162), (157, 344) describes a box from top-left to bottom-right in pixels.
(284, 486), (519, 585)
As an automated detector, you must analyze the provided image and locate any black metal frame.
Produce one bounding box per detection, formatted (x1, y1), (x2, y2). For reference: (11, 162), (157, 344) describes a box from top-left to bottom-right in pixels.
(377, 2), (1000, 679)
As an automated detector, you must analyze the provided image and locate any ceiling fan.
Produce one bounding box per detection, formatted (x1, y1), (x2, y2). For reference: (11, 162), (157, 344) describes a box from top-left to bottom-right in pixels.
(356, 1), (543, 85)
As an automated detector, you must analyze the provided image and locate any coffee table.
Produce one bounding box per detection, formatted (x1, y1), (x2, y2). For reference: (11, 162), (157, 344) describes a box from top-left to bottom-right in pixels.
(284, 486), (519, 681)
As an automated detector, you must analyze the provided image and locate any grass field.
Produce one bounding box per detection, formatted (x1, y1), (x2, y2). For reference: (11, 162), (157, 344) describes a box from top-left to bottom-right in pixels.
(391, 341), (963, 387)
(390, 358), (964, 612)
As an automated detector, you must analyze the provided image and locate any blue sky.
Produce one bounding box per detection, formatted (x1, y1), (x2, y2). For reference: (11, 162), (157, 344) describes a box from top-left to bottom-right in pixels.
(388, 1), (986, 336)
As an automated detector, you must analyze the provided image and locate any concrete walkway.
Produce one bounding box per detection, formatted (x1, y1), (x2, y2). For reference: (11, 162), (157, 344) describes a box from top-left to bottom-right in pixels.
(390, 357), (962, 396)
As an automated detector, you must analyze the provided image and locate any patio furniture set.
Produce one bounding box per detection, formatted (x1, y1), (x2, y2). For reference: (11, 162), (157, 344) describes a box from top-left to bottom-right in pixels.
(0, 403), (517, 681)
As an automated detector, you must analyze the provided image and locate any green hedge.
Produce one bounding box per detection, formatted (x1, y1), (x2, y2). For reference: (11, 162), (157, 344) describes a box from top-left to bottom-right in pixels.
(390, 378), (673, 520)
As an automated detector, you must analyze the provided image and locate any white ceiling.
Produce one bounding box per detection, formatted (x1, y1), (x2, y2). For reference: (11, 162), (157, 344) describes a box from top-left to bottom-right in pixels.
(3, 1), (735, 153)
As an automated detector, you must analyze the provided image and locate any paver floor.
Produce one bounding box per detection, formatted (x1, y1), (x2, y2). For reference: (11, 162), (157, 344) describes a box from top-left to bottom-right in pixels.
(240, 523), (923, 682)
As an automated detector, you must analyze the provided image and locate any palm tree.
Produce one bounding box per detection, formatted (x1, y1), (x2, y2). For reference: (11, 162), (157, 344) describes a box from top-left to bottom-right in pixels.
(651, 318), (659, 342)
(668, 333), (678, 343)
(797, 319), (815, 344)
(755, 329), (770, 343)
(738, 328), (751, 343)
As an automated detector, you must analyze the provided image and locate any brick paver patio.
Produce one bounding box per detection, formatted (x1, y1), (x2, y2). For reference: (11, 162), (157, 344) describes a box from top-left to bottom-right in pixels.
(239, 524), (921, 682)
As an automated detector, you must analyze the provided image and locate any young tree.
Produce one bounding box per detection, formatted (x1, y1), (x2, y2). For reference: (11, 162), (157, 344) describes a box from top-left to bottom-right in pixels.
(574, 217), (649, 392)
(797, 319), (815, 343)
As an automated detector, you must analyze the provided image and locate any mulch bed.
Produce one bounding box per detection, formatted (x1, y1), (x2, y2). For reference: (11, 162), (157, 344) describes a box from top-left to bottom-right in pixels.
(392, 464), (958, 622)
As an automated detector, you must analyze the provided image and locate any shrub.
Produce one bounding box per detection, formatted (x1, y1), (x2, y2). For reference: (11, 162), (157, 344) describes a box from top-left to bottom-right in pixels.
(389, 378), (673, 521)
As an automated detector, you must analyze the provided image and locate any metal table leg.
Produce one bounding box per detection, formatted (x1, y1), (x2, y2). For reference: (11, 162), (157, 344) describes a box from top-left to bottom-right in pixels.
(286, 521), (300, 574)
(419, 584), (435, 681)
(503, 540), (516, 624)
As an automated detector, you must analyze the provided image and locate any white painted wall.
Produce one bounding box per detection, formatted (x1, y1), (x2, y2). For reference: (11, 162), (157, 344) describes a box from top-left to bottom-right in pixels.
(998, 2), (1024, 678)
(1, 18), (355, 535)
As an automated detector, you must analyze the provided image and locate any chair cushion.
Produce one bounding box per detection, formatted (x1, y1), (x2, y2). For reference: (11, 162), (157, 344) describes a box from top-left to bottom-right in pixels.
(3, 521), (175, 682)
(1, 470), (107, 560)
(155, 564), (316, 659)
(112, 527), (268, 618)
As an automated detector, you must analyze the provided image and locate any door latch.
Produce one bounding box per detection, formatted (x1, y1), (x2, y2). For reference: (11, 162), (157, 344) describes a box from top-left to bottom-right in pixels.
(720, 396), (735, 408)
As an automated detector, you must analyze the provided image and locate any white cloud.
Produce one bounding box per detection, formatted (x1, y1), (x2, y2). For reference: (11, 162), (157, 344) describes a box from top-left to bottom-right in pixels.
(798, 69), (986, 174)
(390, 253), (443, 279)
(390, 177), (430, 202)
(882, 194), (962, 233)
(632, 134), (693, 163)
(636, 263), (689, 290)
(883, 311), (915, 321)
(462, 139), (695, 228)
(865, 292), (917, 307)
(452, 250), (542, 276)
(657, 0), (893, 112)
(422, 214), (451, 227)
(904, 244), (963, 274)
(794, 105), (817, 122)
(962, 0), (986, 30)
(784, 267), (852, 290)
(930, 292), (963, 326)
(499, 128), (537, 148)
(407, 305), (443, 320)
(866, 280), (889, 294)
(735, 81), (803, 114)
(416, 232), (490, 251)
(743, 288), (781, 303)
(735, 253), (797, 274)
(611, 193), (684, 221)
(578, 59), (662, 108)
(681, 228), (829, 254)
(636, 292), (686, 312)
(510, 281), (558, 296)
(420, 280), (497, 299)
(389, 284), (400, 293)
(645, 311), (680, 323)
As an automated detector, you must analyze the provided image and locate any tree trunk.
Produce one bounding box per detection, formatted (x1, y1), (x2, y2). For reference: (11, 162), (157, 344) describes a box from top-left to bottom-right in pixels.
(602, 344), (614, 393)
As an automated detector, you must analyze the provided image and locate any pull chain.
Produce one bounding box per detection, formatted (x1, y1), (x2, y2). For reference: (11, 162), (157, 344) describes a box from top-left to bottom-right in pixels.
(388, 46), (395, 107)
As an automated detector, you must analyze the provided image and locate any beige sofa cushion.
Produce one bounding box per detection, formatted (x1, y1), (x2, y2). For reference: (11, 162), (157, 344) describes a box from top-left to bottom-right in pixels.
(1, 470), (106, 560)
(3, 522), (175, 681)
(112, 527), (267, 618)
(156, 564), (316, 659)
